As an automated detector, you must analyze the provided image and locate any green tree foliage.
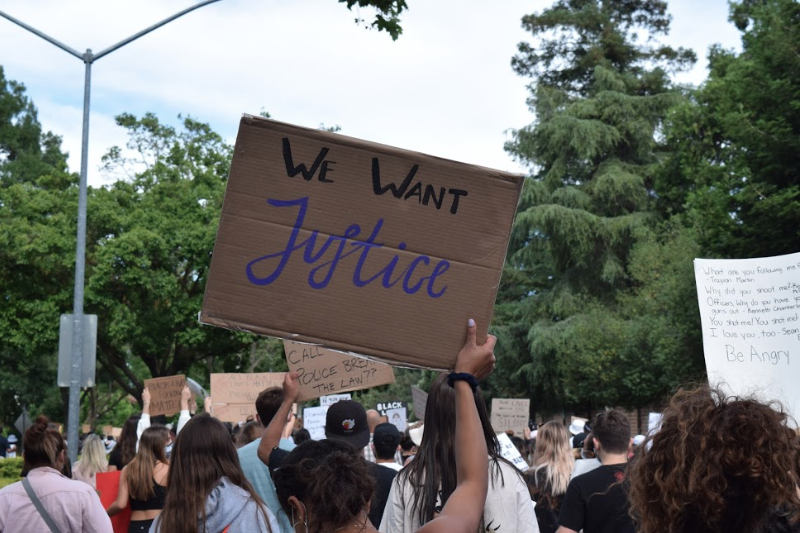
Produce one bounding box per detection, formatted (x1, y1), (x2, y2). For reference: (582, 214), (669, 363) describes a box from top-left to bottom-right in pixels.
(659, 0), (800, 258)
(0, 66), (76, 425)
(499, 0), (702, 412)
(340, 0), (408, 40)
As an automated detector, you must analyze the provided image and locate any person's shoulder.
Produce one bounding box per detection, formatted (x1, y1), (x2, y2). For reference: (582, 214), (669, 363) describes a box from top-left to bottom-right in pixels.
(237, 437), (260, 458)
(0, 480), (23, 497)
(372, 462), (399, 481)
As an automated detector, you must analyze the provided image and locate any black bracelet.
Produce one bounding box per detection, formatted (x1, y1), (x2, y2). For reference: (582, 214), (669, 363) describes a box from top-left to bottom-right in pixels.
(448, 372), (479, 391)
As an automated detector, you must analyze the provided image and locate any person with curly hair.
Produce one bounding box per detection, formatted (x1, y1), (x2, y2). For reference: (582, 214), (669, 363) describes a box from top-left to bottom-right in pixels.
(627, 385), (800, 533)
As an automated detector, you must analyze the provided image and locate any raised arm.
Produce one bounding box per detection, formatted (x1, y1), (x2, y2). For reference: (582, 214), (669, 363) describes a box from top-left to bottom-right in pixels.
(176, 386), (192, 435)
(417, 319), (496, 533)
(257, 372), (299, 466)
(136, 388), (151, 449)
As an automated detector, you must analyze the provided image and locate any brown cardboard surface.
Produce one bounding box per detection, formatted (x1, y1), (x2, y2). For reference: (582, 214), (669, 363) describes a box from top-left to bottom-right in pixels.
(284, 340), (395, 401)
(210, 372), (285, 423)
(111, 427), (122, 438)
(103, 425), (113, 437)
(411, 385), (428, 420)
(490, 398), (530, 436)
(200, 116), (523, 370)
(144, 375), (189, 416)
(81, 424), (91, 434)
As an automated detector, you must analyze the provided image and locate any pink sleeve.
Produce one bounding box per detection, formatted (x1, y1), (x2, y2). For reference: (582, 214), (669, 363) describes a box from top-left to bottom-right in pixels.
(83, 489), (114, 533)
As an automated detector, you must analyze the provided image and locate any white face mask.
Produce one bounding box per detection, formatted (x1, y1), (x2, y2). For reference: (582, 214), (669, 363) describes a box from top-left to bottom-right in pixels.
(164, 443), (173, 457)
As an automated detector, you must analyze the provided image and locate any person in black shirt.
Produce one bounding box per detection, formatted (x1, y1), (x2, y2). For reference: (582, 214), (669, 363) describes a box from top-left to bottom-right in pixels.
(0, 425), (8, 458)
(557, 410), (634, 533)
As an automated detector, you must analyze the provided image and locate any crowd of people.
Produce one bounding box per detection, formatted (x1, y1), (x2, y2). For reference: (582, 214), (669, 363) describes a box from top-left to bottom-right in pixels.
(0, 319), (798, 532)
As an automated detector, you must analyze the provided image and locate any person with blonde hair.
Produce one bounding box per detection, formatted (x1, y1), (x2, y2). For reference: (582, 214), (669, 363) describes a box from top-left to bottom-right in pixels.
(107, 425), (171, 532)
(526, 422), (574, 533)
(74, 434), (109, 489)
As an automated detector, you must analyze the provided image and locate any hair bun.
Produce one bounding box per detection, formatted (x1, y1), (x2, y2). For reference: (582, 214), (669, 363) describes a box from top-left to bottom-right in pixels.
(34, 415), (50, 426)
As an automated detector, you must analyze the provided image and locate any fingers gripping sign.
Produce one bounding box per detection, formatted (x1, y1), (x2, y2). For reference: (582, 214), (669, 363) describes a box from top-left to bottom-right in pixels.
(455, 318), (497, 382)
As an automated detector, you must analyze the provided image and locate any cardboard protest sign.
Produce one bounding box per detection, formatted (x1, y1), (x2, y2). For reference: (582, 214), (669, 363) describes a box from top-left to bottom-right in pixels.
(111, 427), (122, 438)
(200, 116), (523, 370)
(210, 372), (285, 423)
(303, 406), (328, 440)
(411, 385), (428, 420)
(387, 407), (407, 432)
(81, 424), (91, 434)
(497, 432), (529, 472)
(320, 393), (351, 407)
(284, 341), (395, 401)
(376, 401), (408, 417)
(490, 398), (530, 436)
(144, 375), (191, 416)
(103, 425), (113, 437)
(694, 252), (800, 421)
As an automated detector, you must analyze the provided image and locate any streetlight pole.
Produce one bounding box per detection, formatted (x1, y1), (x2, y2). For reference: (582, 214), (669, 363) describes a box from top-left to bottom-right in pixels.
(0, 0), (221, 462)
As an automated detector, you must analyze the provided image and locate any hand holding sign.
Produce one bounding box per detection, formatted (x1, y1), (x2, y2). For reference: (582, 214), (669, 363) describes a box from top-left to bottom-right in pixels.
(454, 319), (496, 380)
(283, 371), (301, 404)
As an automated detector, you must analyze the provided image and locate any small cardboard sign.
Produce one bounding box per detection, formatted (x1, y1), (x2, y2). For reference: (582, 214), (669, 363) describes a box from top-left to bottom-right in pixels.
(284, 341), (395, 401)
(200, 117), (523, 370)
(111, 427), (122, 438)
(387, 407), (407, 432)
(694, 252), (800, 422)
(411, 385), (428, 420)
(144, 375), (189, 416)
(103, 425), (113, 437)
(376, 401), (408, 418)
(320, 393), (352, 407)
(497, 432), (529, 472)
(81, 424), (91, 434)
(210, 372), (285, 423)
(303, 405), (328, 440)
(490, 398), (530, 436)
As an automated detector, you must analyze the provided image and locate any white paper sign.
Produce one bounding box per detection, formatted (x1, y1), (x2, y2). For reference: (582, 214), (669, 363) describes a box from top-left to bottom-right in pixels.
(496, 432), (528, 472)
(320, 393), (351, 407)
(694, 252), (800, 422)
(303, 406), (329, 440)
(387, 407), (407, 432)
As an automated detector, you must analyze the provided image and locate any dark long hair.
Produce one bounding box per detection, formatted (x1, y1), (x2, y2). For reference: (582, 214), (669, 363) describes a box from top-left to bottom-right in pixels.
(400, 373), (519, 525)
(273, 439), (375, 531)
(154, 413), (271, 533)
(117, 413), (142, 467)
(126, 425), (169, 500)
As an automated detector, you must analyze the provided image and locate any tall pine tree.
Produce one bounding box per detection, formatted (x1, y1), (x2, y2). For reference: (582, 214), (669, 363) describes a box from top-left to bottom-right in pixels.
(498, 0), (700, 412)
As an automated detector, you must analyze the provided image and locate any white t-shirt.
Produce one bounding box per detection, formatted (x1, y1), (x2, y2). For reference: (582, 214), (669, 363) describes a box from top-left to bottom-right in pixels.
(378, 462), (403, 472)
(379, 458), (539, 533)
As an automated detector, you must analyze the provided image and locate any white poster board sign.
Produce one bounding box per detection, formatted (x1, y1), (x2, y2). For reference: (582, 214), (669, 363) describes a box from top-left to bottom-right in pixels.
(694, 252), (800, 422)
(303, 405), (328, 440)
(387, 407), (407, 433)
(496, 432), (528, 472)
(320, 393), (351, 407)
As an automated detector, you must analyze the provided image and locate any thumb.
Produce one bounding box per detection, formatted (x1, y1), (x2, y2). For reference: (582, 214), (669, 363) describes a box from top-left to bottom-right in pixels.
(465, 318), (477, 346)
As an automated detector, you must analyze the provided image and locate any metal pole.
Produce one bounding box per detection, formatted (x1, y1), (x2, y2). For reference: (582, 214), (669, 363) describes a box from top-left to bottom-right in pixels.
(0, 2), (223, 461)
(67, 50), (92, 463)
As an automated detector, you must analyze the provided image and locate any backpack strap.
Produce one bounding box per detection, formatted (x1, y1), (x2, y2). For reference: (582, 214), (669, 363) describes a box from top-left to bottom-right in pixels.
(21, 477), (61, 533)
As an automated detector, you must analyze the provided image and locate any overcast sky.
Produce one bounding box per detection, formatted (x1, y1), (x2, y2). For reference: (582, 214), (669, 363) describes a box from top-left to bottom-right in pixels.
(0, 0), (742, 187)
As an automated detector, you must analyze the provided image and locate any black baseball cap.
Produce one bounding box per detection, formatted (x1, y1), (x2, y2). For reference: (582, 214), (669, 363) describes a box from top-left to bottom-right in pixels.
(373, 423), (401, 456)
(325, 400), (370, 450)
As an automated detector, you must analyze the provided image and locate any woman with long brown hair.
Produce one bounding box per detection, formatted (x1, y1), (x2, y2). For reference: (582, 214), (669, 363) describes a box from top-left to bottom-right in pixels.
(108, 413), (142, 471)
(525, 421), (574, 533)
(152, 412), (277, 532)
(627, 385), (800, 533)
(107, 425), (171, 532)
(0, 416), (112, 532)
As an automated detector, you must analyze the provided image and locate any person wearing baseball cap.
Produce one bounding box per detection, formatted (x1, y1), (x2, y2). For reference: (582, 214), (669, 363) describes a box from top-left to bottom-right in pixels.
(324, 400), (397, 527)
(372, 423), (403, 472)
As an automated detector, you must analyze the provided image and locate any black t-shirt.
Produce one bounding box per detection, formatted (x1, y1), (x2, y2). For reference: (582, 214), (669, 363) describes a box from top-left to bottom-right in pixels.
(0, 435), (7, 458)
(268, 446), (397, 529)
(527, 468), (564, 533)
(558, 464), (635, 533)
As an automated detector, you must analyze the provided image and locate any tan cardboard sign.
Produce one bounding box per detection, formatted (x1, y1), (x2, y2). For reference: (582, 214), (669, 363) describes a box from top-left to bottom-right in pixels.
(144, 375), (190, 416)
(411, 385), (428, 420)
(102, 425), (113, 437)
(81, 424), (91, 434)
(200, 117), (523, 370)
(111, 427), (122, 438)
(284, 340), (395, 401)
(490, 398), (530, 436)
(210, 372), (285, 423)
